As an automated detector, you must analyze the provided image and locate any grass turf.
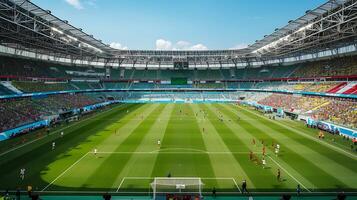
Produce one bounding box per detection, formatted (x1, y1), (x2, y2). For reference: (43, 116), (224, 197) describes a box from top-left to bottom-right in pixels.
(0, 103), (356, 194)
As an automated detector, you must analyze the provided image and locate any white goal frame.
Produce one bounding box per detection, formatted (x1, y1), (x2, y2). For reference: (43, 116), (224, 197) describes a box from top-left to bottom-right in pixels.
(151, 177), (204, 200)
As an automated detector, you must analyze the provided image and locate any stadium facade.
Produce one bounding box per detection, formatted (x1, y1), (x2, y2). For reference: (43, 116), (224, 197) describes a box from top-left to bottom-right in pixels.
(0, 0), (356, 199)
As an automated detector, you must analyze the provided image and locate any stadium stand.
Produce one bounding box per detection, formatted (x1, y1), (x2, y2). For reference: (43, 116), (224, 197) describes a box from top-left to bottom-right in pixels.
(0, 94), (101, 132)
(291, 56), (357, 78)
(258, 93), (357, 128)
(12, 81), (75, 93)
(0, 83), (15, 95)
(1, 0), (357, 198)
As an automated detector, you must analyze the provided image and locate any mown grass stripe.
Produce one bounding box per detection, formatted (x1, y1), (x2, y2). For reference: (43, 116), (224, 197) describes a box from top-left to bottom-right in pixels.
(237, 105), (357, 160)
(232, 105), (357, 187)
(43, 104), (152, 190)
(214, 104), (315, 190)
(200, 104), (286, 190)
(190, 104), (254, 190)
(0, 104), (141, 190)
(79, 104), (165, 189)
(282, 120), (353, 151)
(151, 104), (217, 188)
(112, 104), (174, 190)
(218, 104), (349, 190)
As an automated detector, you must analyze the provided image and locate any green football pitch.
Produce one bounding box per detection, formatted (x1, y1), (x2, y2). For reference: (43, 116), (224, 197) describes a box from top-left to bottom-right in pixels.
(0, 103), (356, 194)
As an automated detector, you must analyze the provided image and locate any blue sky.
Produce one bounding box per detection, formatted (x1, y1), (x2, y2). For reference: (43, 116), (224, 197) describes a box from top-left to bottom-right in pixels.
(32, 0), (327, 50)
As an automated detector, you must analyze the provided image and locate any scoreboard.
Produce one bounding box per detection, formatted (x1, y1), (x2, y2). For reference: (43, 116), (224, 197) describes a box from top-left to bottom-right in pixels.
(173, 62), (189, 69)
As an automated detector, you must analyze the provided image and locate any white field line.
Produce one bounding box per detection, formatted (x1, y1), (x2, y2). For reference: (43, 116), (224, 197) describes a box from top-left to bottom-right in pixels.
(123, 176), (237, 180)
(239, 105), (357, 160)
(116, 178), (126, 192)
(95, 151), (261, 154)
(2, 189), (357, 195)
(124, 177), (152, 180)
(41, 152), (90, 191)
(118, 176), (241, 192)
(231, 178), (241, 193)
(267, 155), (311, 192)
(0, 105), (120, 158)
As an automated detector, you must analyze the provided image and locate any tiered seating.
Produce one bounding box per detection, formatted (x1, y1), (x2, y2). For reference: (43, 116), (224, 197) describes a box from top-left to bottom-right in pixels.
(270, 65), (300, 78)
(226, 82), (239, 89)
(0, 94), (101, 132)
(220, 69), (233, 79)
(291, 56), (357, 78)
(12, 81), (75, 93)
(292, 83), (312, 91)
(103, 82), (129, 89)
(88, 82), (102, 89)
(0, 99), (48, 132)
(131, 83), (156, 89)
(304, 82), (340, 93)
(314, 99), (357, 128)
(327, 82), (348, 93)
(341, 82), (357, 94)
(254, 82), (283, 89)
(71, 82), (92, 90)
(195, 83), (225, 89)
(258, 94), (357, 128)
(238, 82), (254, 89)
(157, 84), (193, 89)
(0, 84), (14, 95)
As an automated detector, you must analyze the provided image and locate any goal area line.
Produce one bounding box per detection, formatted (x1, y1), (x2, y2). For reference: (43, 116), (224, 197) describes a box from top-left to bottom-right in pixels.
(116, 176), (241, 193)
(94, 151), (261, 154)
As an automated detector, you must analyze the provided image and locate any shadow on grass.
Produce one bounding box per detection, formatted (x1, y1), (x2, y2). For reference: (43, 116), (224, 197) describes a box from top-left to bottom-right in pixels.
(0, 104), (143, 192)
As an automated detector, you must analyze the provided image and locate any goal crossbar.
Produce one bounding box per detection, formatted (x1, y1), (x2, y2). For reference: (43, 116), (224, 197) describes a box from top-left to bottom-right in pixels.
(151, 177), (204, 200)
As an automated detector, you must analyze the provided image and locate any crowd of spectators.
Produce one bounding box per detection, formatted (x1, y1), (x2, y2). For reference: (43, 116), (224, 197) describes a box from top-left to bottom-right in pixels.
(305, 82), (340, 92)
(292, 82), (340, 92)
(314, 98), (357, 128)
(291, 56), (357, 78)
(194, 83), (225, 89)
(12, 81), (75, 93)
(258, 94), (357, 128)
(0, 94), (101, 132)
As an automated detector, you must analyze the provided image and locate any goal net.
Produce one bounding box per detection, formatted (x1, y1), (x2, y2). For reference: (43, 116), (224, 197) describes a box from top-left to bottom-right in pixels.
(151, 177), (204, 200)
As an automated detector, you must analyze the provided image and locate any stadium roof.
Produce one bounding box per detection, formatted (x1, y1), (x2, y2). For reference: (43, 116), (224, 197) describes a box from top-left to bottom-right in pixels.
(11, 0), (112, 52)
(0, 0), (356, 66)
(247, 0), (348, 53)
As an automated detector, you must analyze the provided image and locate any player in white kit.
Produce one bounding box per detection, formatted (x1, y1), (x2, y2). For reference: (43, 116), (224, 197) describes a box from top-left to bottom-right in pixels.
(157, 139), (161, 148)
(20, 168), (25, 180)
(262, 157), (266, 169)
(94, 148), (98, 157)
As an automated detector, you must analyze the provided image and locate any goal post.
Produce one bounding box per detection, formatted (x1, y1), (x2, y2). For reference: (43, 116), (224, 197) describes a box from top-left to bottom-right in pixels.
(151, 177), (204, 200)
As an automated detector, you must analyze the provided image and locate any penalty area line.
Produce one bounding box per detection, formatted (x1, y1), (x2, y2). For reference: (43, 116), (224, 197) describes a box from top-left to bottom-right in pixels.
(267, 155), (311, 192)
(42, 152), (90, 191)
(231, 178), (241, 193)
(116, 178), (126, 192)
(95, 151), (261, 154)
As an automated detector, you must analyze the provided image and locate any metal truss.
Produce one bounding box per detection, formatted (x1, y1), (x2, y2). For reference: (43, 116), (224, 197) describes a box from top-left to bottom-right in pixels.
(0, 0), (356, 67)
(108, 49), (253, 66)
(0, 0), (111, 59)
(248, 0), (357, 57)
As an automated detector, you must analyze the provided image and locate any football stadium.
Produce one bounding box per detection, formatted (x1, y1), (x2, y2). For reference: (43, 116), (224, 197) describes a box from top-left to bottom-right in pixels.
(0, 0), (357, 199)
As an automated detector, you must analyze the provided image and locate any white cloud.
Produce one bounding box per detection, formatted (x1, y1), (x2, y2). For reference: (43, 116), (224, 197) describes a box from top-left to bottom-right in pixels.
(65, 0), (83, 10)
(156, 39), (208, 50)
(229, 43), (248, 50)
(110, 42), (128, 50)
(156, 39), (172, 50)
(175, 41), (191, 50)
(189, 44), (208, 50)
